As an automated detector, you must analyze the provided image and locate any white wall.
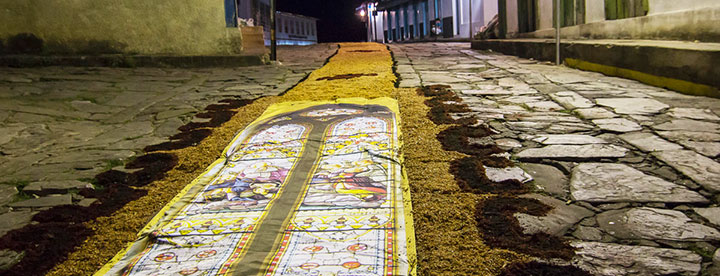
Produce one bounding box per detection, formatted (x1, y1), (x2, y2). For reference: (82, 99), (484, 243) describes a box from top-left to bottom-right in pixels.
(585, 0), (605, 23)
(441, 0), (454, 18)
(505, 0), (519, 34)
(371, 11), (385, 42)
(537, 0), (554, 30)
(648, 0), (720, 15)
(483, 0), (498, 25)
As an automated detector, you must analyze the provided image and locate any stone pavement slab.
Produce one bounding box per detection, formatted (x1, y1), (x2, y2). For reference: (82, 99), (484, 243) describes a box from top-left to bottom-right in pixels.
(515, 144), (628, 160)
(597, 207), (720, 241)
(619, 132), (683, 152)
(596, 98), (669, 115)
(653, 150), (720, 192)
(592, 118), (642, 132)
(515, 194), (594, 236)
(573, 242), (702, 276)
(570, 163), (707, 203)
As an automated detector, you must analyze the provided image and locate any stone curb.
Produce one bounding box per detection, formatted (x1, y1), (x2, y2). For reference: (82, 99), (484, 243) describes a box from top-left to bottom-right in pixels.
(0, 54), (268, 68)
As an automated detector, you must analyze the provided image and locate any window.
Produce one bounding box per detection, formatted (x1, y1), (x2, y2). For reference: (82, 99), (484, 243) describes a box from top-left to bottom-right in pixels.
(605, 0), (648, 20)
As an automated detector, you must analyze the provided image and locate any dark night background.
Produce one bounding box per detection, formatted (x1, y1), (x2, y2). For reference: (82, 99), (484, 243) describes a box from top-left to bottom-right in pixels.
(278, 0), (367, 43)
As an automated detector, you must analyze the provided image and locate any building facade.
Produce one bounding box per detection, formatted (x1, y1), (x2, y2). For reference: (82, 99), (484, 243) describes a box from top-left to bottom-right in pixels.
(0, 0), (252, 55)
(237, 0), (318, 46)
(499, 0), (720, 42)
(369, 0), (499, 42)
(275, 12), (319, 46)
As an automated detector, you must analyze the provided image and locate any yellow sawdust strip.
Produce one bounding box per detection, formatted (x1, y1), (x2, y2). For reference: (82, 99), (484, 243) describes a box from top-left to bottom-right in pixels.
(48, 42), (398, 276)
(392, 88), (527, 275)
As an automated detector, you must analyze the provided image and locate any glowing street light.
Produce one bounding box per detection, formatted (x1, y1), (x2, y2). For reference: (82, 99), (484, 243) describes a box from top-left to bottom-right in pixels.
(360, 9), (366, 17)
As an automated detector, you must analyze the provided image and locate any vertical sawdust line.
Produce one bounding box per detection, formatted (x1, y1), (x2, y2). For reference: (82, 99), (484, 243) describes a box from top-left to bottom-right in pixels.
(48, 42), (401, 276)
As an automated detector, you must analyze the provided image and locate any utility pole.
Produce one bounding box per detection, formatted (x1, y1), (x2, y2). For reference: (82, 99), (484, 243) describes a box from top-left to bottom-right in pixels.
(270, 0), (277, 61)
(555, 0), (561, 65)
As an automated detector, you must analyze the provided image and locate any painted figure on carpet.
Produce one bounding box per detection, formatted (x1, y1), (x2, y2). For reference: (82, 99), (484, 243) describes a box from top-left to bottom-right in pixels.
(305, 155), (388, 208)
(202, 161), (289, 210)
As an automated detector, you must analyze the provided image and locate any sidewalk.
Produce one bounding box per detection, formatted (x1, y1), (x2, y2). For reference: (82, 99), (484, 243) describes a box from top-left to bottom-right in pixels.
(393, 42), (720, 275)
(472, 38), (720, 97)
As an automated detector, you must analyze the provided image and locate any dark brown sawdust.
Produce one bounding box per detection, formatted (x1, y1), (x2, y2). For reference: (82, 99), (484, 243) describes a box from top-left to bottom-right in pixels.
(476, 196), (575, 260)
(451, 157), (528, 194)
(124, 153), (179, 186)
(437, 126), (505, 157)
(317, 73), (378, 81)
(144, 129), (213, 152)
(499, 261), (592, 276)
(420, 85), (478, 125)
(0, 223), (92, 276)
(147, 98), (253, 152)
(418, 84), (453, 97)
(177, 110), (234, 131)
(0, 170), (149, 275)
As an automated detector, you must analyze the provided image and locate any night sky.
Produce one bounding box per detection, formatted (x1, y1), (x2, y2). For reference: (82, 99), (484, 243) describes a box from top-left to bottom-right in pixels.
(278, 0), (367, 43)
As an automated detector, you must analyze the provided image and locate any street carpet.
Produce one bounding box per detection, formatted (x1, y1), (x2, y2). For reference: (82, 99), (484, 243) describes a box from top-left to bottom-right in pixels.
(96, 98), (415, 275)
(47, 42), (530, 276)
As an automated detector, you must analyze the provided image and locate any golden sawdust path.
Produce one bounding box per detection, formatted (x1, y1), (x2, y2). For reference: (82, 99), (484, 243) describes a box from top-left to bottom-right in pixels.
(48, 43), (412, 276)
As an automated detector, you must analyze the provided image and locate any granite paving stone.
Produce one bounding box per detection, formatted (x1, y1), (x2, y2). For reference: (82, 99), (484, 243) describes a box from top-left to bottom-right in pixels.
(677, 141), (720, 157)
(0, 211), (38, 237)
(531, 134), (607, 145)
(693, 207), (720, 226)
(596, 207), (720, 241)
(667, 107), (720, 121)
(515, 144), (628, 160)
(656, 131), (720, 142)
(514, 194), (594, 236)
(8, 194), (72, 208)
(572, 242), (702, 276)
(574, 107), (618, 119)
(653, 119), (720, 132)
(549, 91), (595, 109)
(592, 118), (643, 132)
(619, 132), (683, 152)
(570, 163), (707, 203)
(0, 250), (23, 271)
(596, 98), (670, 115)
(484, 166), (533, 183)
(518, 163), (568, 197)
(525, 101), (564, 111)
(653, 150), (720, 192)
(0, 185), (17, 206)
(23, 180), (93, 194)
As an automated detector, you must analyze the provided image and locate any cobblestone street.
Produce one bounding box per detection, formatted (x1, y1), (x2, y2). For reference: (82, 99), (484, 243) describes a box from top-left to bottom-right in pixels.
(0, 44), (336, 264)
(394, 42), (720, 275)
(2, 42), (720, 275)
